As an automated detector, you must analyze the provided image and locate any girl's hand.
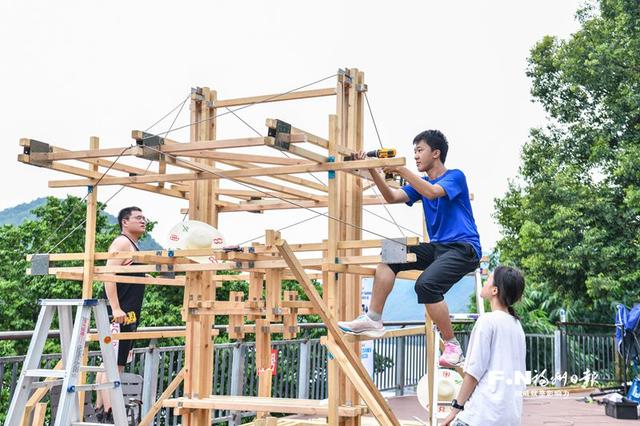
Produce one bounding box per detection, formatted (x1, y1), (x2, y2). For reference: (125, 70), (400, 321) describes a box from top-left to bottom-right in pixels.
(441, 408), (460, 426)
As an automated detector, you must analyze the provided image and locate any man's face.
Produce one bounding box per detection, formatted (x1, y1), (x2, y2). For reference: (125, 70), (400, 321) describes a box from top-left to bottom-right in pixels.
(413, 140), (440, 173)
(123, 210), (146, 235)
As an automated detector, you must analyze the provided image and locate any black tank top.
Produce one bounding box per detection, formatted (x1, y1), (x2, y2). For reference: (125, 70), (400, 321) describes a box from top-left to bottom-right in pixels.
(102, 234), (146, 318)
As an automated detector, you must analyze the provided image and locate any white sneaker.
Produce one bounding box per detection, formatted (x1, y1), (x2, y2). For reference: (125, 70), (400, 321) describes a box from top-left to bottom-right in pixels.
(338, 314), (385, 337)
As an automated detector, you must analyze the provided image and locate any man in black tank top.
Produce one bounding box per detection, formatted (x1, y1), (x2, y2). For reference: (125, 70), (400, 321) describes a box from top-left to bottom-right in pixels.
(95, 206), (147, 420)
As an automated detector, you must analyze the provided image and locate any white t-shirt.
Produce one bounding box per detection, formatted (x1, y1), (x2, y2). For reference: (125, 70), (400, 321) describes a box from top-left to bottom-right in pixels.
(456, 311), (526, 426)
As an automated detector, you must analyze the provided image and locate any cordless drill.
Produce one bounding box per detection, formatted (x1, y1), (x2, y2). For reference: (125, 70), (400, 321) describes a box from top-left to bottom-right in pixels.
(346, 148), (397, 160)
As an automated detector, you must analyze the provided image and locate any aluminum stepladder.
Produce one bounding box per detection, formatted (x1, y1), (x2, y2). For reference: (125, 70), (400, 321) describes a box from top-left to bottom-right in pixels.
(425, 269), (485, 425)
(5, 299), (127, 426)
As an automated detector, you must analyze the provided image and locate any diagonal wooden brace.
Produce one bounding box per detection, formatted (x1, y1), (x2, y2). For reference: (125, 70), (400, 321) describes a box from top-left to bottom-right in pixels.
(275, 239), (400, 426)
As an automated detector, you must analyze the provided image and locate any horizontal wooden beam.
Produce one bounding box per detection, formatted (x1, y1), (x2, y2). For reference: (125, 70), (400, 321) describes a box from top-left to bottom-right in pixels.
(219, 195), (389, 212)
(162, 395), (365, 417)
(49, 158), (404, 189)
(175, 150), (314, 166)
(56, 271), (186, 286)
(19, 154), (186, 199)
(215, 87), (336, 108)
(29, 145), (143, 161)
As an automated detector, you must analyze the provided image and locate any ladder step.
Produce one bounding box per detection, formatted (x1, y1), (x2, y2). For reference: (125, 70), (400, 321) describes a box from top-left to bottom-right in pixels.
(72, 423), (114, 426)
(80, 365), (105, 373)
(31, 379), (64, 389)
(72, 382), (120, 392)
(25, 369), (67, 378)
(39, 298), (99, 307)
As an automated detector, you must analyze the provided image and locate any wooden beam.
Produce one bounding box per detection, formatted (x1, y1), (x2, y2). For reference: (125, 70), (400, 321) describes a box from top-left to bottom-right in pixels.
(139, 368), (185, 426)
(171, 150), (314, 166)
(163, 396), (366, 417)
(215, 87), (336, 108)
(29, 145), (143, 161)
(275, 240), (400, 426)
(18, 154), (186, 199)
(46, 159), (402, 188)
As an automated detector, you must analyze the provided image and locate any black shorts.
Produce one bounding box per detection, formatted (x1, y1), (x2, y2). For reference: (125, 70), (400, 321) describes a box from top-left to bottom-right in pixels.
(387, 242), (479, 304)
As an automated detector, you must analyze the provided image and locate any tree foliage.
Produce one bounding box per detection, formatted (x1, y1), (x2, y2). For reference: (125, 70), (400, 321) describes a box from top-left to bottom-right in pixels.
(0, 196), (325, 356)
(494, 0), (640, 329)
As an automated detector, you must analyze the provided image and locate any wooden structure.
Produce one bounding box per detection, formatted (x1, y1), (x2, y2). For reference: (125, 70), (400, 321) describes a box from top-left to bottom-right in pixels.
(17, 68), (443, 425)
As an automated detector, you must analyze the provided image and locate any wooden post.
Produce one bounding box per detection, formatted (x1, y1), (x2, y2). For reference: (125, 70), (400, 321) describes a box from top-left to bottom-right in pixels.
(183, 87), (218, 425)
(326, 112), (342, 425)
(79, 136), (99, 419)
(255, 318), (273, 418)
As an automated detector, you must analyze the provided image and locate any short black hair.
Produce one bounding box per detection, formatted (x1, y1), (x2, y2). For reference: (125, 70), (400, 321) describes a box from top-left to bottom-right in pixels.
(117, 206), (142, 231)
(413, 129), (449, 163)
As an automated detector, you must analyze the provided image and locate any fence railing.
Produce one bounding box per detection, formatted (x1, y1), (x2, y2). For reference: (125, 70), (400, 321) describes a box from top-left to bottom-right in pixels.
(0, 325), (619, 424)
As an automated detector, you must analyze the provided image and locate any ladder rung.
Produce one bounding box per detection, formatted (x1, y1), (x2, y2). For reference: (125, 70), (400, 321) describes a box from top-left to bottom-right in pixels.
(31, 379), (64, 389)
(72, 382), (121, 392)
(72, 423), (114, 426)
(80, 365), (105, 373)
(39, 298), (99, 307)
(25, 369), (66, 378)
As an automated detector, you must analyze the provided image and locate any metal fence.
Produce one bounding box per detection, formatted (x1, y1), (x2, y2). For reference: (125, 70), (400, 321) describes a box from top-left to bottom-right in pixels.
(0, 327), (619, 424)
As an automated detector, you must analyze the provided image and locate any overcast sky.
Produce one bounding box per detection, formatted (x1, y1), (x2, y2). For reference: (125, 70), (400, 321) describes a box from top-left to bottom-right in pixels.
(0, 1), (583, 253)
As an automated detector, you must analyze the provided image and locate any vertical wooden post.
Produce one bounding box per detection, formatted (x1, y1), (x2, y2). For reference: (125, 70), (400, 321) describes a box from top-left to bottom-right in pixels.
(82, 136), (99, 299)
(79, 136), (99, 419)
(343, 70), (365, 425)
(326, 111), (341, 425)
(183, 87), (217, 426)
(255, 318), (272, 418)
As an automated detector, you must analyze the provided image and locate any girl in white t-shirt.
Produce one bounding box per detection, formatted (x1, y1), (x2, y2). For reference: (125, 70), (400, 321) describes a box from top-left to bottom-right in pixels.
(443, 266), (526, 426)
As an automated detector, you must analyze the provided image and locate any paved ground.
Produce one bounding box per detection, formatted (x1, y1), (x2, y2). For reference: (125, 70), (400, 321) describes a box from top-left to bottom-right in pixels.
(377, 392), (637, 425)
(280, 391), (637, 425)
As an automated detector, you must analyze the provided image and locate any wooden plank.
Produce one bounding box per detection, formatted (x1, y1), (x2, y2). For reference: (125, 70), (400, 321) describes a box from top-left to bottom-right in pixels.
(18, 155), (186, 199)
(139, 368), (185, 426)
(172, 150), (313, 165)
(215, 87), (336, 107)
(220, 159), (328, 193)
(29, 145), (143, 161)
(46, 159), (402, 188)
(162, 396), (366, 417)
(275, 240), (400, 426)
(161, 137), (276, 153)
(32, 403), (47, 426)
(82, 136), (99, 298)
(55, 271), (186, 286)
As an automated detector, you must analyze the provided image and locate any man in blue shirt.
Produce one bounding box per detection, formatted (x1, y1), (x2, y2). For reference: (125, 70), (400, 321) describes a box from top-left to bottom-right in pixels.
(338, 130), (481, 367)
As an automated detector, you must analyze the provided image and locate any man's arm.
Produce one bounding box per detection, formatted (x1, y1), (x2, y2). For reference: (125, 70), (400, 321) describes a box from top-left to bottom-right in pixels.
(103, 237), (131, 323)
(394, 167), (446, 200)
(352, 151), (408, 204)
(368, 167), (410, 204)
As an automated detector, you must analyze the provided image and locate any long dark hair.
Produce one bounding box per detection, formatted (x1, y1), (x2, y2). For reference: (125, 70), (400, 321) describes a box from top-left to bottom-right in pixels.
(493, 266), (525, 320)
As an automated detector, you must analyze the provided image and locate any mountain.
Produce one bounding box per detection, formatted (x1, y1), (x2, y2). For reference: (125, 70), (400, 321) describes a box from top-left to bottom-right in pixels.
(0, 198), (162, 250)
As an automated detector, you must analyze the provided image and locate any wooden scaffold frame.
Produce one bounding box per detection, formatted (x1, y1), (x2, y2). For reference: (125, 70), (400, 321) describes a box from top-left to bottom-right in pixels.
(15, 68), (457, 426)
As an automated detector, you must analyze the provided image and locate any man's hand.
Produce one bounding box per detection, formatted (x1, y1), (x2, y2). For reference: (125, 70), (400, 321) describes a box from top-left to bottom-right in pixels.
(441, 408), (461, 426)
(352, 150), (367, 161)
(112, 307), (127, 324)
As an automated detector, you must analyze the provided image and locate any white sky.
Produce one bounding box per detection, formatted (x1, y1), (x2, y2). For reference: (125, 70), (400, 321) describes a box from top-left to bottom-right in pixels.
(0, 1), (583, 253)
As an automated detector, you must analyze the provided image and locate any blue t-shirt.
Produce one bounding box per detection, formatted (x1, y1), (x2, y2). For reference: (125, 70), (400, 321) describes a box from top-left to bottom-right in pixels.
(401, 169), (481, 259)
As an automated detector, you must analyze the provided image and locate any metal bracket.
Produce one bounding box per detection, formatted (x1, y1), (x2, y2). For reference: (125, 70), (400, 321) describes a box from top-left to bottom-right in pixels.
(268, 119), (292, 151)
(135, 132), (165, 161)
(30, 254), (50, 276)
(381, 238), (409, 264)
(356, 84), (368, 93)
(25, 140), (53, 167)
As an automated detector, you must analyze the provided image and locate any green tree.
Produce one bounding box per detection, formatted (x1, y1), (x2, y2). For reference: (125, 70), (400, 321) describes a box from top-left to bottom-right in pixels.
(494, 0), (640, 330)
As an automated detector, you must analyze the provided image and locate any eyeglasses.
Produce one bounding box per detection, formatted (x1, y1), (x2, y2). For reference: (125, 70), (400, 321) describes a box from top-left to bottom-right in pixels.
(129, 215), (147, 223)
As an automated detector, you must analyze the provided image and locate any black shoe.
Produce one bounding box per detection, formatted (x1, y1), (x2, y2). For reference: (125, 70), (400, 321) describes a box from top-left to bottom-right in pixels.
(95, 406), (105, 423)
(104, 409), (114, 424)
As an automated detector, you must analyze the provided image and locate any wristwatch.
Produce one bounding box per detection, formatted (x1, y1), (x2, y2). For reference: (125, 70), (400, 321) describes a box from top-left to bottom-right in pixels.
(451, 399), (465, 410)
